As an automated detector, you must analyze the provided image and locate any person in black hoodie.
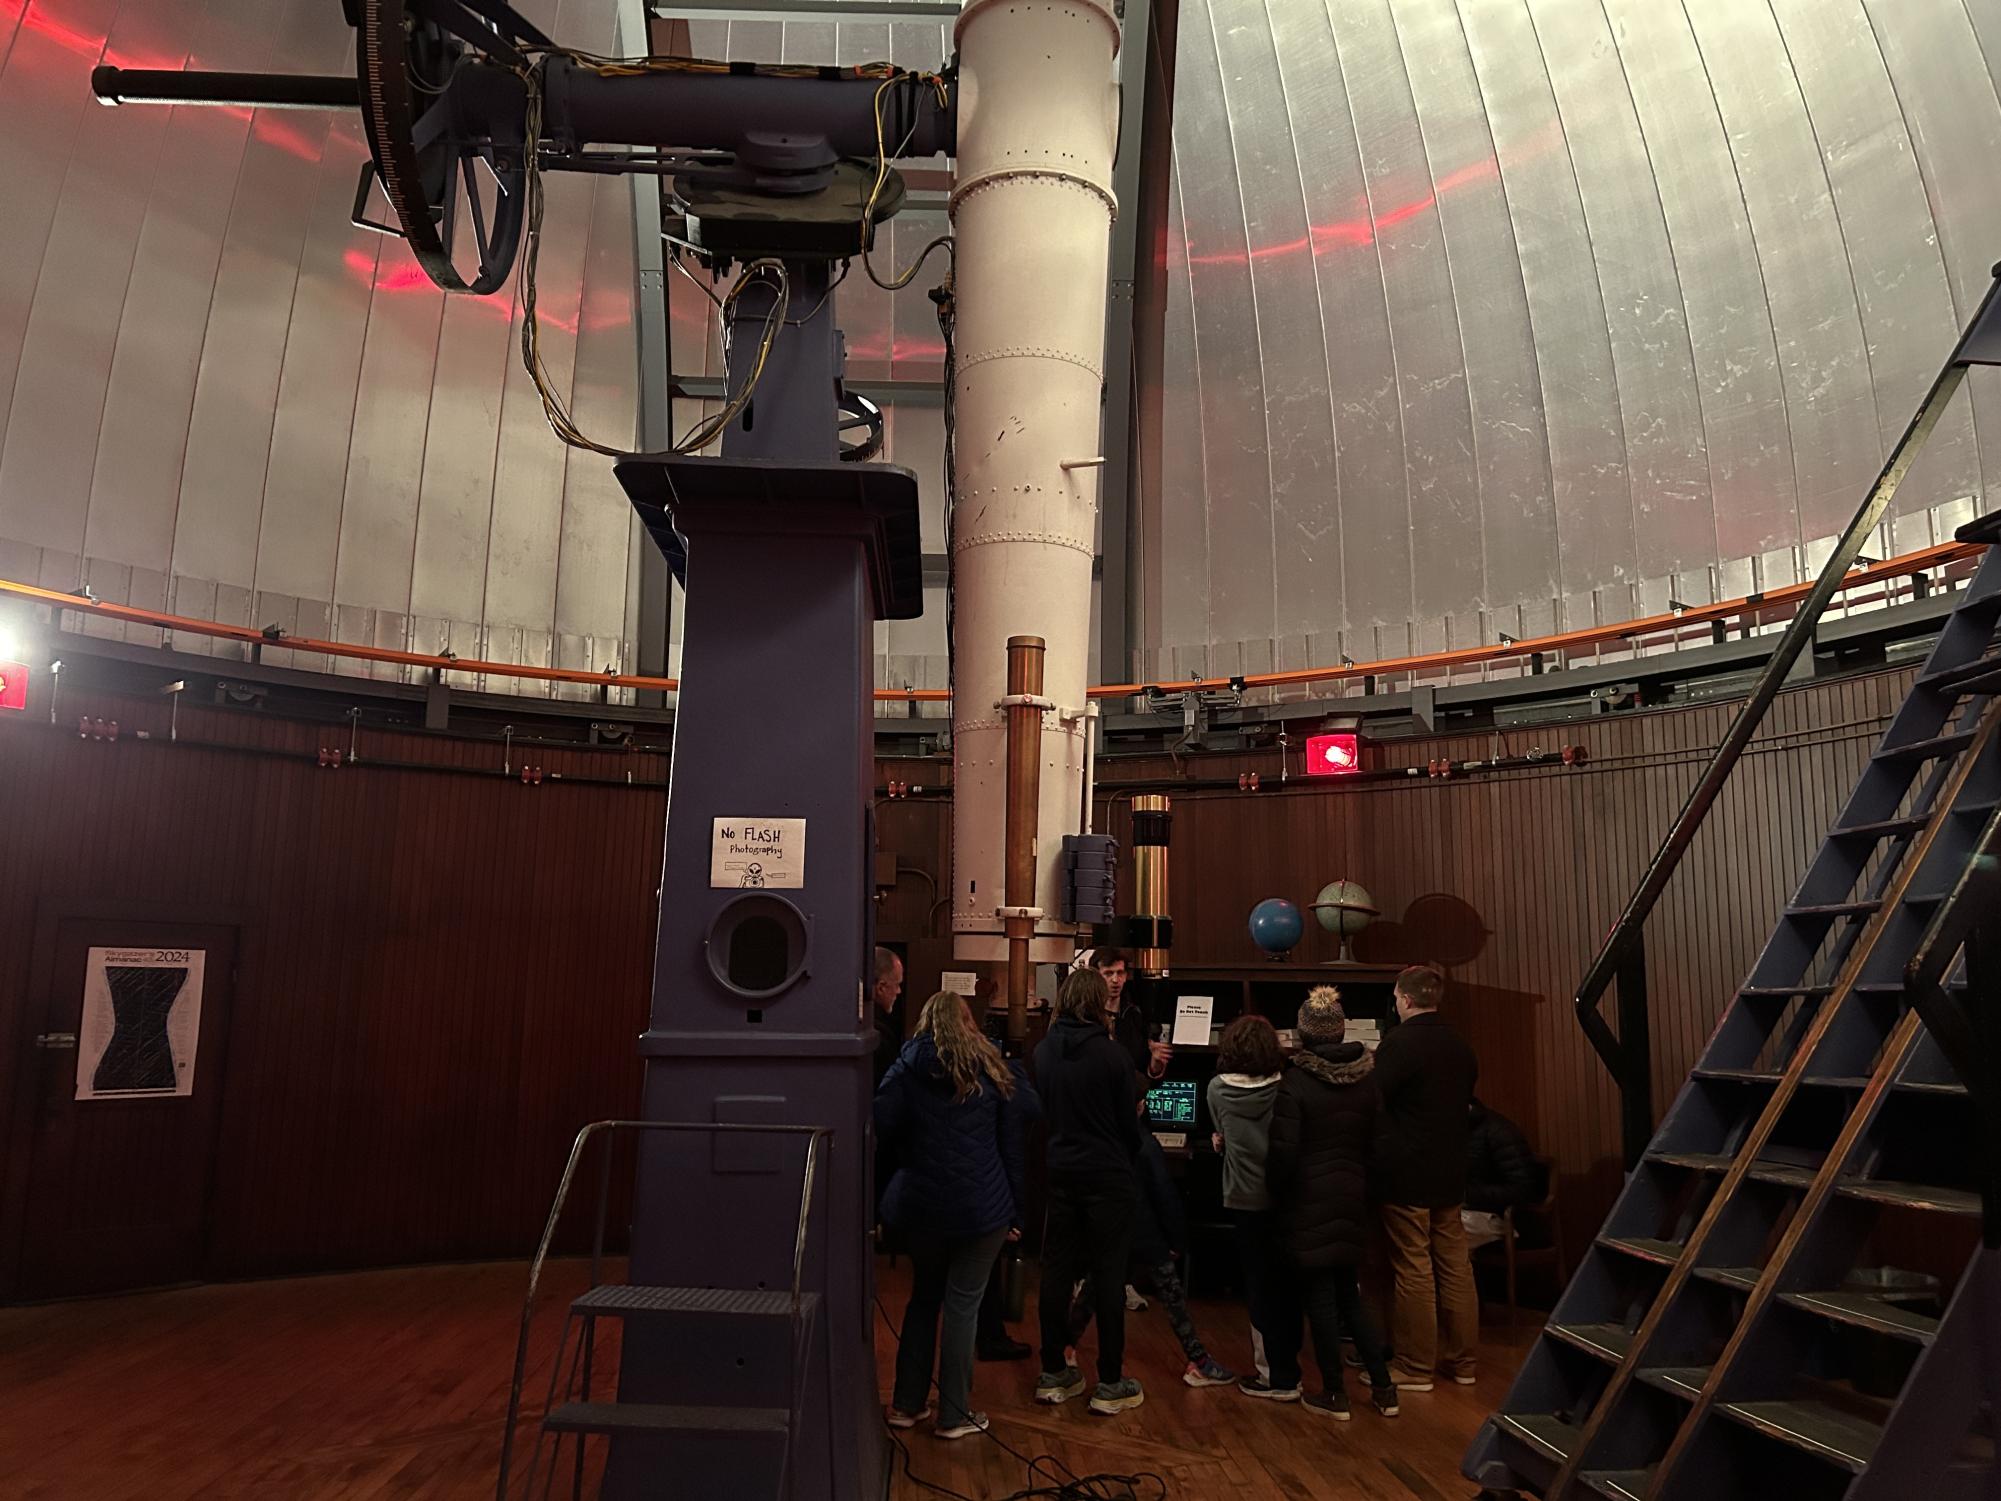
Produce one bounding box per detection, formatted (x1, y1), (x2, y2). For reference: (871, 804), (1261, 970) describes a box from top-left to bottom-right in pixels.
(1266, 987), (1398, 1421)
(1031, 968), (1146, 1415)
(1064, 1101), (1236, 1389)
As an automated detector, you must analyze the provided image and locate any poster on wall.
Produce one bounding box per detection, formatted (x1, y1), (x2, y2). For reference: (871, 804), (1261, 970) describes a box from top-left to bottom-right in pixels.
(74, 948), (205, 1101)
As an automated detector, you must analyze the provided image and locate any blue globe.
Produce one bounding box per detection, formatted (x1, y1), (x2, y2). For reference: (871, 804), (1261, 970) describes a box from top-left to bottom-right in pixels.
(1248, 897), (1304, 956)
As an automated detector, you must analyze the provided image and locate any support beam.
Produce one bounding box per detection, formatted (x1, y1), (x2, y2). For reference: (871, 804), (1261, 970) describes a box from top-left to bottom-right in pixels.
(1098, 0), (1178, 686)
(620, 0), (675, 708)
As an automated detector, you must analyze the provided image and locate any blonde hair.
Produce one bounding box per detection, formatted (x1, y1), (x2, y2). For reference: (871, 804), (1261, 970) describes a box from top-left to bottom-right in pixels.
(916, 991), (1016, 1102)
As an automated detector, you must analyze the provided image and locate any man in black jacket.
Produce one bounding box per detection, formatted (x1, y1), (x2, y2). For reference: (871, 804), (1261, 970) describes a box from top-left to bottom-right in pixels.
(1373, 966), (1480, 1392)
(1031, 969), (1146, 1415)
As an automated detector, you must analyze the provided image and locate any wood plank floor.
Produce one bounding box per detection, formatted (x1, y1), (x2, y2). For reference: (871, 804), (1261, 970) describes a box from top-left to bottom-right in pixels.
(0, 1258), (1531, 1499)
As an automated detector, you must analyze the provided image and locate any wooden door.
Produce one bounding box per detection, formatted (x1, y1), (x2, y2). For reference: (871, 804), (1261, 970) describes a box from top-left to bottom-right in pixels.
(17, 920), (236, 1299)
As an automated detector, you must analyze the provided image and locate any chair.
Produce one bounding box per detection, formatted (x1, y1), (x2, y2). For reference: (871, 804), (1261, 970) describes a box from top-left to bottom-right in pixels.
(1472, 1155), (1567, 1331)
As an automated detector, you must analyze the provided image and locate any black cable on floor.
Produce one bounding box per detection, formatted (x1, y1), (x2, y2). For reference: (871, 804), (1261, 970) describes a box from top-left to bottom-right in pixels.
(873, 1294), (1170, 1501)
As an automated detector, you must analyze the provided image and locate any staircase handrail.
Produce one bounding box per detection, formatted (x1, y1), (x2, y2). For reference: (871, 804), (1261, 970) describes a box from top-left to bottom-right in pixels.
(1576, 267), (2001, 1166)
(497, 1118), (832, 1501)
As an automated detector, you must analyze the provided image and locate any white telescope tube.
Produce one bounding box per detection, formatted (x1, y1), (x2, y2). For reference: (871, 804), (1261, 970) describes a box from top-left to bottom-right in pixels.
(949, 0), (1121, 963)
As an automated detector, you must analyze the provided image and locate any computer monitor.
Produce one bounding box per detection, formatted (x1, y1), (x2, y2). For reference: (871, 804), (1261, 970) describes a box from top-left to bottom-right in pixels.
(1144, 1079), (1197, 1129)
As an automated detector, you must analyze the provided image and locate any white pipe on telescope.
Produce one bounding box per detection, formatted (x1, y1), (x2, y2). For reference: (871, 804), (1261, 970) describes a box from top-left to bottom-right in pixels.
(948, 0), (1121, 964)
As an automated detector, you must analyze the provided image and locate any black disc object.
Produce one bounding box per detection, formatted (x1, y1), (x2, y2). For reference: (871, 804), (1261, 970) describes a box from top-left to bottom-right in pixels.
(354, 0), (528, 294)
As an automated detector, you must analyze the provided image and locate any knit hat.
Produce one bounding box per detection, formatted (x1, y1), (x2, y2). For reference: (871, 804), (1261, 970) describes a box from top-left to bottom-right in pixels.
(1297, 985), (1347, 1044)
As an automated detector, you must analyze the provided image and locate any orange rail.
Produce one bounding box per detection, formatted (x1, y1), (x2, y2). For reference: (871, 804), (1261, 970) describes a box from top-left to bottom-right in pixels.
(0, 538), (1976, 705)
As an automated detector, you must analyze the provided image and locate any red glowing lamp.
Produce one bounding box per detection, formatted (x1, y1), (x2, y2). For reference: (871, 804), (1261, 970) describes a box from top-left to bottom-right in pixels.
(0, 662), (26, 713)
(1305, 732), (1360, 777)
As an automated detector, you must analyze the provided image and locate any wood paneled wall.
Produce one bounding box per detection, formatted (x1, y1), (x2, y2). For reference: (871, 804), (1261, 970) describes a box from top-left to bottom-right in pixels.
(0, 689), (665, 1292)
(0, 663), (1918, 1288)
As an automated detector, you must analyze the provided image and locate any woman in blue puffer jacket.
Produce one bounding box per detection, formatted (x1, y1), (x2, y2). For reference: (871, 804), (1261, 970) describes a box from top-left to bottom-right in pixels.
(877, 990), (1042, 1439)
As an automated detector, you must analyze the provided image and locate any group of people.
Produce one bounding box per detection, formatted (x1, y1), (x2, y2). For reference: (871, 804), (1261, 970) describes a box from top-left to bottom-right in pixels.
(869, 944), (1500, 1442)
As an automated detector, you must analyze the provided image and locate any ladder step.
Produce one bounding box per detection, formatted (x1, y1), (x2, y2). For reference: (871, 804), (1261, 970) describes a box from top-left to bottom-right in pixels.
(1917, 653), (2001, 695)
(1784, 901), (1880, 920)
(1777, 1289), (1940, 1344)
(1648, 1149), (1735, 1172)
(1545, 1322), (1634, 1363)
(543, 1401), (791, 1437)
(1494, 1412), (1581, 1463)
(1695, 1066), (1949, 1095)
(1856, 976), (1968, 996)
(1596, 1235), (1684, 1267)
(1747, 1161), (1819, 1191)
(1837, 1177), (1980, 1216)
(1692, 1265), (1761, 1292)
(1694, 1065), (1781, 1085)
(1645, 1151), (1820, 1191)
(1580, 1472), (1655, 1501)
(1830, 813), (1930, 841)
(1876, 727), (1979, 763)
(571, 1285), (819, 1320)
(1896, 1077), (1969, 1097)
(1715, 1398), (1883, 1472)
(1739, 982), (1838, 998)
(1636, 1366), (1710, 1400)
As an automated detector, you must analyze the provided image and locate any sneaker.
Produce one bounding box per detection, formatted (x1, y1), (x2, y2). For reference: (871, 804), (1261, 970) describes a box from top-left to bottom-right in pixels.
(1035, 1367), (1086, 1404)
(1238, 1376), (1303, 1403)
(976, 1337), (1032, 1362)
(1304, 1389), (1351, 1421)
(936, 1412), (990, 1440)
(886, 1405), (933, 1428)
(1089, 1377), (1145, 1415)
(1371, 1384), (1400, 1418)
(1124, 1283), (1149, 1311)
(1182, 1357), (1236, 1388)
(1449, 1371), (1479, 1386)
(1390, 1371), (1434, 1392)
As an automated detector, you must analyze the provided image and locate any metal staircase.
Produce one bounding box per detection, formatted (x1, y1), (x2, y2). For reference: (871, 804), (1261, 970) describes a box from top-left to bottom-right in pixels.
(1466, 271), (2001, 1501)
(498, 1121), (829, 1501)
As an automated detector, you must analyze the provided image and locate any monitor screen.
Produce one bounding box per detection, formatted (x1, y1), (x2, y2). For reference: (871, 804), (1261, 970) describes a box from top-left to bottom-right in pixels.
(1144, 1080), (1197, 1128)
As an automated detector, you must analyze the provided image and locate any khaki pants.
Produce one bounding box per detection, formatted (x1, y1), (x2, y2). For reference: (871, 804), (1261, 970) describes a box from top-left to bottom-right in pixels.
(1381, 1202), (1479, 1383)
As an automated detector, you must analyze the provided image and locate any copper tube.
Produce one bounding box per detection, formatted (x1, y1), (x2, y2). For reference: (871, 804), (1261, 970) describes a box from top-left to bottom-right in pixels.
(0, 538), (1972, 704)
(1002, 635), (1047, 1042)
(1131, 793), (1171, 975)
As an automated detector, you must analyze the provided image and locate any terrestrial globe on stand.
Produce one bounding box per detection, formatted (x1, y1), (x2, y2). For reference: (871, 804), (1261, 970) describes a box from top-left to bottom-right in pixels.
(1310, 880), (1379, 962)
(1248, 898), (1304, 960)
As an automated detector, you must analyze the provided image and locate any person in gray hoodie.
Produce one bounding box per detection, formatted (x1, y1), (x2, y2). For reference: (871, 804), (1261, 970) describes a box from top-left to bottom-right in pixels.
(1206, 1014), (1291, 1400)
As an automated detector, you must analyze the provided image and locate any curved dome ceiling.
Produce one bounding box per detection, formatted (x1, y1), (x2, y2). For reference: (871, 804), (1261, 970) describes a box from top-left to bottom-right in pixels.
(0, 0), (641, 695)
(1139, 0), (2001, 680)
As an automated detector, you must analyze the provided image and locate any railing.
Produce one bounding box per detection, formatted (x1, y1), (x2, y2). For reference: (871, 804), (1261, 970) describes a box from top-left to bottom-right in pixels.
(1575, 266), (2001, 1168)
(497, 1119), (830, 1501)
(0, 537), (1978, 705)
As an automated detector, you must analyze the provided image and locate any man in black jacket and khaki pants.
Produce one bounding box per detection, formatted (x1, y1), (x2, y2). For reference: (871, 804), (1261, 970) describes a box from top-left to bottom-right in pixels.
(1374, 966), (1480, 1392)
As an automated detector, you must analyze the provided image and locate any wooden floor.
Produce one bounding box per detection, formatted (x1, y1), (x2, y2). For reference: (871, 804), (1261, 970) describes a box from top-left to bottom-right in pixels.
(0, 1258), (1530, 1499)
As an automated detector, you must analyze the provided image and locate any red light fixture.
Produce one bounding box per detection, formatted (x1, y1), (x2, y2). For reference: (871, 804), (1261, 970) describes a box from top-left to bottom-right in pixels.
(0, 661), (26, 713)
(1305, 731), (1360, 776)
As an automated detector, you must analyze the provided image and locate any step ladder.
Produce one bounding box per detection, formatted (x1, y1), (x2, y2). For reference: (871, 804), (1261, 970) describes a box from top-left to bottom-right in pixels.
(498, 1120), (829, 1501)
(1463, 524), (2001, 1501)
